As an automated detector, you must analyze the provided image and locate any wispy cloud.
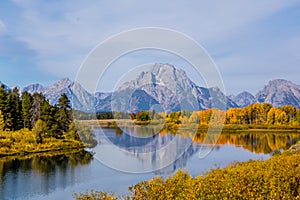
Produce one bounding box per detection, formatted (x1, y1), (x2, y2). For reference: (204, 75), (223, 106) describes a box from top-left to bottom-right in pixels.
(1, 0), (300, 93)
(216, 34), (300, 94)
(0, 19), (6, 34)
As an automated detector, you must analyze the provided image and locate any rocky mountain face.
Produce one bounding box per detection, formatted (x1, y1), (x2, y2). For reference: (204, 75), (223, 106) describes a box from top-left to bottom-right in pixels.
(21, 83), (44, 94)
(112, 89), (160, 113)
(99, 127), (197, 174)
(94, 92), (112, 112)
(229, 79), (300, 108)
(229, 91), (255, 108)
(2, 64), (300, 112)
(255, 79), (300, 108)
(22, 78), (96, 112)
(116, 63), (236, 112)
(19, 63), (237, 112)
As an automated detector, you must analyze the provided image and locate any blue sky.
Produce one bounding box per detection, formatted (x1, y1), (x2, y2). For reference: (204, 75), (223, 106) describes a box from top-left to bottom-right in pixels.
(0, 0), (300, 94)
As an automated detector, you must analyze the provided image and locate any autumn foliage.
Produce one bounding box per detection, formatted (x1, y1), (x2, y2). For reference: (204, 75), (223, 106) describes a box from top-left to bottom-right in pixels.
(161, 103), (300, 128)
(74, 150), (300, 200)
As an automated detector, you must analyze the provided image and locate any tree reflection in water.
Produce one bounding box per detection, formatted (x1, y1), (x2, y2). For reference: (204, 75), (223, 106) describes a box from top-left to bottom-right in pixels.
(110, 126), (300, 155)
(98, 127), (300, 175)
(0, 150), (93, 175)
(0, 150), (93, 199)
(193, 132), (300, 154)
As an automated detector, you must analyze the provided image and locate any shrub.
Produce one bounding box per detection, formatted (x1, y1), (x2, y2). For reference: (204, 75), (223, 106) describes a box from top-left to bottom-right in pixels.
(74, 152), (300, 200)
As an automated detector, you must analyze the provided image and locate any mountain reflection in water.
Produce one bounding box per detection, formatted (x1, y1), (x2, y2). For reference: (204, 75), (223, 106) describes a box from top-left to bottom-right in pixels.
(93, 127), (300, 174)
(0, 128), (299, 200)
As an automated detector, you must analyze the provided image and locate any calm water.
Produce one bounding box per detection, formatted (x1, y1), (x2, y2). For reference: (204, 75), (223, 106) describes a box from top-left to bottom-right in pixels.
(1, 127), (299, 200)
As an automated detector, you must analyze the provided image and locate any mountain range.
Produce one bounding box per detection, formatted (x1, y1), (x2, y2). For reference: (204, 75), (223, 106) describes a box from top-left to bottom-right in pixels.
(229, 79), (300, 108)
(2, 63), (300, 112)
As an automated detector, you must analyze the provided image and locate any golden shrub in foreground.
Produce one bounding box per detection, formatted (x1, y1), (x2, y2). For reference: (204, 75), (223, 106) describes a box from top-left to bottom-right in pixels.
(74, 152), (300, 200)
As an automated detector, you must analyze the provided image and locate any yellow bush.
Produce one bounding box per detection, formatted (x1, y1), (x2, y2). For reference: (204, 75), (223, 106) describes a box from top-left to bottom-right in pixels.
(75, 152), (300, 200)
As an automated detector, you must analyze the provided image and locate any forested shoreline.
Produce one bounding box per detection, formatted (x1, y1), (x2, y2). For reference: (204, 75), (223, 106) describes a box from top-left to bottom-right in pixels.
(1, 85), (300, 199)
(77, 103), (300, 130)
(0, 84), (88, 157)
(0, 85), (73, 135)
(1, 82), (300, 157)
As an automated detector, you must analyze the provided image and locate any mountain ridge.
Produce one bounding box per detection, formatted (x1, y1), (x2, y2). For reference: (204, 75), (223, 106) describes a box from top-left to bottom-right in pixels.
(1, 64), (300, 111)
(255, 79), (300, 108)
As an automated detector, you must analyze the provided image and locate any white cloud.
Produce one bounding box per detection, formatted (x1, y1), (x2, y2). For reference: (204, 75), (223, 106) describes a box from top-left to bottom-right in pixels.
(14, 1), (298, 52)
(0, 19), (7, 34)
(6, 0), (300, 93)
(215, 35), (300, 94)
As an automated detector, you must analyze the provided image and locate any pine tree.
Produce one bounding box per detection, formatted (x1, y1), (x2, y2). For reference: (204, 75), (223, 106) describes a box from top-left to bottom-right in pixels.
(0, 85), (9, 130)
(22, 91), (33, 129)
(0, 85), (8, 112)
(40, 100), (59, 137)
(9, 87), (22, 130)
(5, 90), (13, 130)
(56, 94), (72, 132)
(49, 106), (60, 136)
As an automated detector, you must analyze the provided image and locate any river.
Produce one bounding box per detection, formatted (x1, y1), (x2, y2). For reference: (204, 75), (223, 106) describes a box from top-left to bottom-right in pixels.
(1, 127), (299, 200)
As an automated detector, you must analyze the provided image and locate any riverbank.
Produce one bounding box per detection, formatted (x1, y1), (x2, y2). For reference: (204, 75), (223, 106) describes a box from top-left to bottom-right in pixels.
(79, 119), (300, 131)
(74, 146), (300, 200)
(0, 129), (85, 158)
(0, 148), (90, 162)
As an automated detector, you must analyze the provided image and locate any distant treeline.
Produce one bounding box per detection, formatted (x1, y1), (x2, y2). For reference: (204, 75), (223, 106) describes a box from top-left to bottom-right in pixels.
(0, 85), (73, 139)
(163, 103), (300, 126)
(78, 103), (300, 126)
(225, 103), (300, 125)
(74, 110), (131, 120)
(181, 103), (300, 126)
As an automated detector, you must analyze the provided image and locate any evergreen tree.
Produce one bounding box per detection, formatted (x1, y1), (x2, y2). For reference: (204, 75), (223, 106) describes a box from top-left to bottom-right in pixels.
(22, 91), (33, 129)
(56, 94), (72, 132)
(49, 106), (60, 136)
(9, 87), (22, 130)
(0, 85), (9, 130)
(5, 90), (13, 130)
(40, 100), (61, 137)
(0, 85), (8, 112)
